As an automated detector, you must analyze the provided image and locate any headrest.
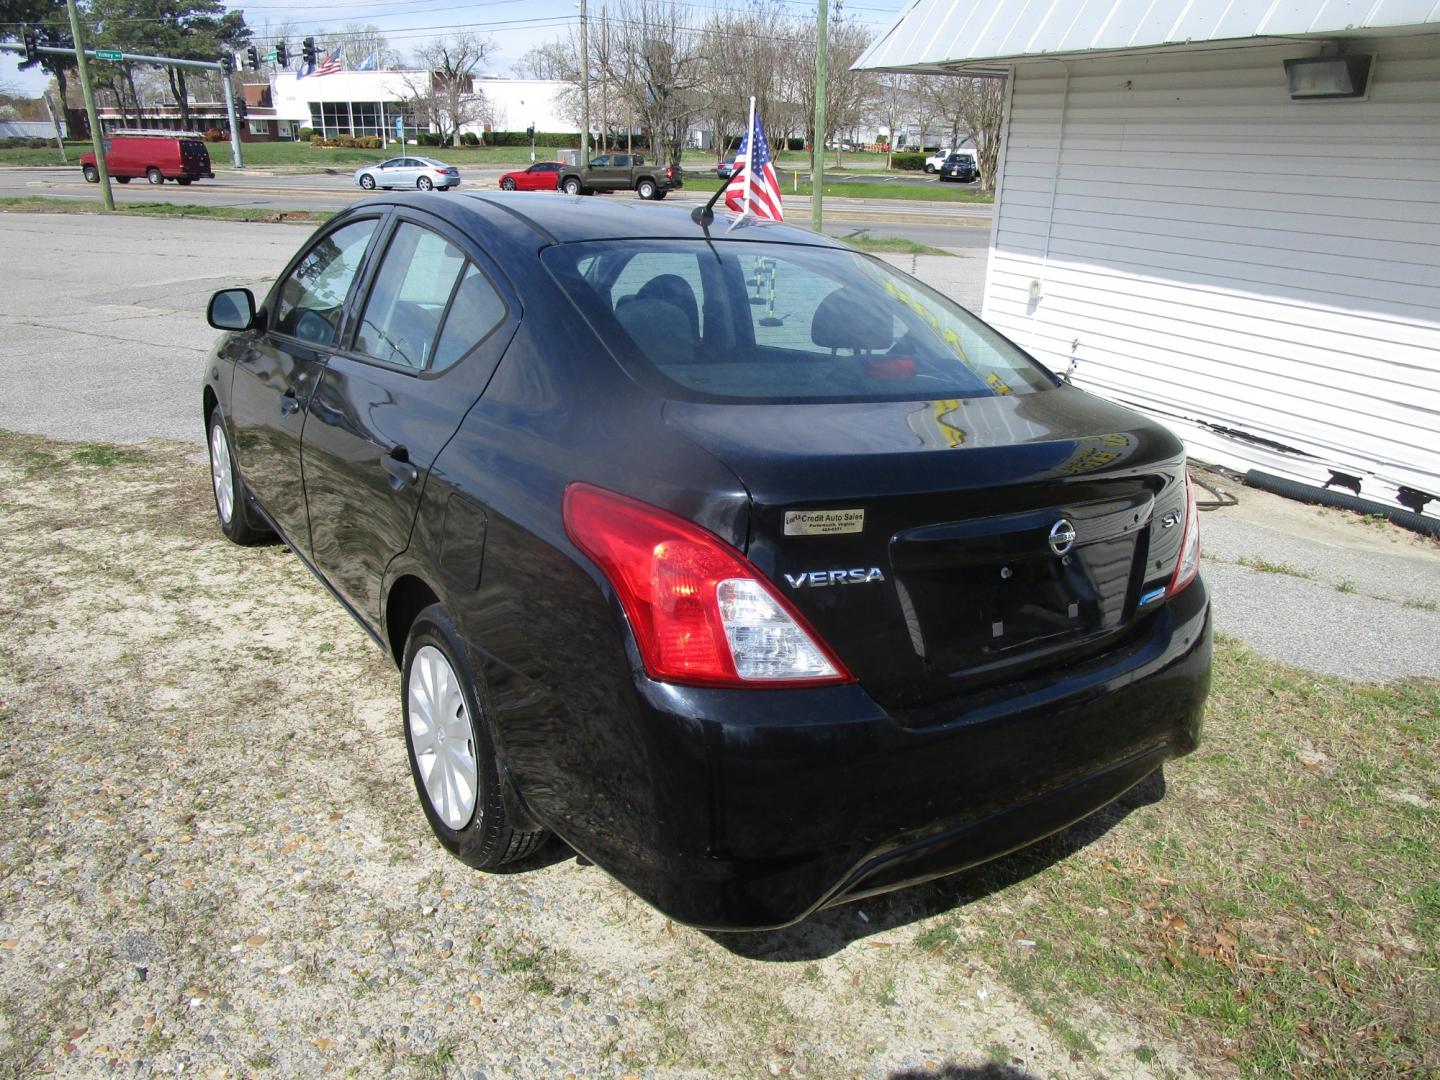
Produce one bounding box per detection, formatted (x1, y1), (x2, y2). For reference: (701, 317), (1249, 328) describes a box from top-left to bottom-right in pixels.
(810, 287), (894, 352)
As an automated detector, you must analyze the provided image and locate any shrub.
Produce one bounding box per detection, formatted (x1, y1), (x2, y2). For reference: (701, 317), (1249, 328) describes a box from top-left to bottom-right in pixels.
(481, 130), (580, 148)
(310, 134), (326, 146)
(298, 126), (313, 140)
(203, 128), (226, 143)
(332, 134), (356, 148)
(460, 131), (479, 146)
(890, 152), (926, 171)
(356, 135), (382, 149)
(785, 137), (805, 151)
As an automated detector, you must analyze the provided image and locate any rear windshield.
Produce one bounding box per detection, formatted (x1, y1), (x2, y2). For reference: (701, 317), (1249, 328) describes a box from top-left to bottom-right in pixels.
(541, 239), (1055, 404)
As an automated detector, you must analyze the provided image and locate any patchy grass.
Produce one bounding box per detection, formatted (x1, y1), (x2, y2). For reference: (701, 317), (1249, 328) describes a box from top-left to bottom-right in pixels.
(0, 196), (332, 224)
(1237, 556), (1314, 579)
(840, 235), (955, 256)
(1402, 597), (1438, 612)
(799, 179), (992, 203)
(0, 427), (1434, 1078)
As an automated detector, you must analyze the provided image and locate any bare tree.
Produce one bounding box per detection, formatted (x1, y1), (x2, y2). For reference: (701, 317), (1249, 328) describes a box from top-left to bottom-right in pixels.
(513, 40), (575, 80)
(333, 23), (400, 70)
(873, 73), (909, 168)
(791, 16), (872, 166)
(609, 0), (703, 167)
(926, 74), (1006, 186)
(404, 33), (496, 146)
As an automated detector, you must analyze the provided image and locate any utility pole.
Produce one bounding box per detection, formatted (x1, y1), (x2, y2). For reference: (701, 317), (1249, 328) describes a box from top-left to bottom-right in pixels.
(810, 0), (828, 231)
(66, 0), (113, 210)
(599, 3), (608, 152)
(578, 0), (591, 163)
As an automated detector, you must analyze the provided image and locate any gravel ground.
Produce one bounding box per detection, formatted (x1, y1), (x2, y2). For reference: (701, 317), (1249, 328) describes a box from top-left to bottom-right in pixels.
(0, 432), (1193, 1079)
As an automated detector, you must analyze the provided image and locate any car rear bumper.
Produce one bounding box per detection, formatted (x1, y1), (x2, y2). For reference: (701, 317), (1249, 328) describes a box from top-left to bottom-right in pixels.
(586, 577), (1211, 931)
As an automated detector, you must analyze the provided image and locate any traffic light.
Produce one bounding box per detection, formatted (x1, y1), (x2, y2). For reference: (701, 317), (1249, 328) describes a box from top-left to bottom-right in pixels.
(220, 51), (234, 75)
(302, 37), (317, 65)
(21, 27), (39, 63)
(245, 46), (259, 70)
(274, 42), (288, 67)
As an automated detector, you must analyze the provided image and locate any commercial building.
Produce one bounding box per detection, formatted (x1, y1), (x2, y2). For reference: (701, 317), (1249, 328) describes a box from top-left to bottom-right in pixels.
(858, 1), (1440, 521)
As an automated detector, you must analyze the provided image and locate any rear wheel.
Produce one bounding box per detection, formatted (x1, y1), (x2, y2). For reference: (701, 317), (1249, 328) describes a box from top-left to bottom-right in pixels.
(146, 167), (164, 185)
(207, 408), (272, 546)
(417, 176), (434, 191)
(653, 190), (668, 200)
(637, 178), (657, 200)
(563, 177), (582, 196)
(176, 177), (192, 185)
(924, 164), (936, 173)
(500, 177), (516, 190)
(359, 173), (376, 190)
(115, 176), (131, 184)
(82, 165), (98, 183)
(402, 605), (547, 869)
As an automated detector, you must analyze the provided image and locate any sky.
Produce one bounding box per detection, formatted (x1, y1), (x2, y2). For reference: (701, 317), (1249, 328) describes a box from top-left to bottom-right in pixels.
(4, 0), (911, 97)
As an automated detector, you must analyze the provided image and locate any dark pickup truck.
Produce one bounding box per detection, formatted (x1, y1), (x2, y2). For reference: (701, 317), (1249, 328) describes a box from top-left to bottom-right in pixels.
(558, 153), (683, 200)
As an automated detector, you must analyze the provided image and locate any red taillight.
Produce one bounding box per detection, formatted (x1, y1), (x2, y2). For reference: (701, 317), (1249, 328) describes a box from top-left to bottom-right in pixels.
(666, 166), (675, 179)
(1168, 471), (1200, 595)
(563, 483), (854, 688)
(435, 168), (447, 174)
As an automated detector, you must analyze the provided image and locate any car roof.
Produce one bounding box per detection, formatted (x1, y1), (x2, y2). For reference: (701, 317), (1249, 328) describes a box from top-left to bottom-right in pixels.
(445, 192), (853, 247)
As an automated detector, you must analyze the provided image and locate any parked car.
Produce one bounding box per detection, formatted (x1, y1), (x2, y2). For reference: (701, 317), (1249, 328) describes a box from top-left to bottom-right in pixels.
(924, 148), (951, 173)
(202, 193), (1211, 931)
(354, 156), (461, 191)
(79, 132), (213, 186)
(498, 161), (563, 191)
(557, 153), (682, 199)
(939, 152), (979, 183)
(716, 158), (739, 179)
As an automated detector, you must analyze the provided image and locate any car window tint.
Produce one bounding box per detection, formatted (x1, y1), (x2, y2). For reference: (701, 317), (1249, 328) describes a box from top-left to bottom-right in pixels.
(355, 223), (467, 370)
(273, 219), (377, 346)
(544, 240), (1056, 404)
(432, 264), (506, 371)
(609, 252), (705, 340)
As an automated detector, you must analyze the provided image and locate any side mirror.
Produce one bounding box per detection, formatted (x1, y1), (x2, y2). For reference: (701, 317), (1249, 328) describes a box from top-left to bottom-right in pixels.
(208, 288), (258, 331)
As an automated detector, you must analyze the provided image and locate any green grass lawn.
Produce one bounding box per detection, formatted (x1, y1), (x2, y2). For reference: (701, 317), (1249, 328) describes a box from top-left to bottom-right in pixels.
(0, 195), (330, 224)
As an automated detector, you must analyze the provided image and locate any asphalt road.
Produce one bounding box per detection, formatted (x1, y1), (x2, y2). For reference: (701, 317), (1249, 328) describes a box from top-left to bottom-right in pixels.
(0, 166), (994, 227)
(1, 210), (1434, 682)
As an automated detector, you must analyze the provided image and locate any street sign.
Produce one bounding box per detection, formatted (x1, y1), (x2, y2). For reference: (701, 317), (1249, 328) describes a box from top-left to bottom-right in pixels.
(264, 51), (276, 62)
(94, 49), (123, 60)
(394, 116), (404, 138)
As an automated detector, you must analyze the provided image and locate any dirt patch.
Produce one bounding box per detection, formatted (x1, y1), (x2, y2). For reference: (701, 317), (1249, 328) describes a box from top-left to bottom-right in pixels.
(0, 430), (1191, 1078)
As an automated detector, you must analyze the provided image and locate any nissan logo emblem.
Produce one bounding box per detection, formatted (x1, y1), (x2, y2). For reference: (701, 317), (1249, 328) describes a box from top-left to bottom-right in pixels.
(1048, 518), (1077, 556)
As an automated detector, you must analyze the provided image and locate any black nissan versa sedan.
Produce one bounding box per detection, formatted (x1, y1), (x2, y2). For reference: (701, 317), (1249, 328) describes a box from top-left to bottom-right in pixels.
(202, 192), (1211, 931)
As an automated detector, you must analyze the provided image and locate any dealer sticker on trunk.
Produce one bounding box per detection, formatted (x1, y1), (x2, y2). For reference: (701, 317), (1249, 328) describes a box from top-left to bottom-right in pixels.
(784, 508), (865, 536)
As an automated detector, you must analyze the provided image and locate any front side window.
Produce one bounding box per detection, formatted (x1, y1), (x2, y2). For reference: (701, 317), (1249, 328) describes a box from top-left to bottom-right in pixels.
(543, 239), (1056, 403)
(273, 219), (377, 346)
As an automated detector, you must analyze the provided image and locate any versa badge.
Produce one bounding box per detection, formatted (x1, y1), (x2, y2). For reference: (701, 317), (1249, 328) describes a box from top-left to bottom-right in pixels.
(785, 568), (886, 588)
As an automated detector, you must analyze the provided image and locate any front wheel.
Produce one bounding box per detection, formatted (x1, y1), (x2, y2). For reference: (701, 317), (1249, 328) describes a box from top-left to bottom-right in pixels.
(417, 176), (434, 191)
(115, 176), (131, 184)
(402, 605), (547, 869)
(562, 177), (582, 195)
(207, 409), (272, 546)
(146, 167), (164, 185)
(500, 177), (516, 190)
(924, 164), (936, 173)
(176, 177), (192, 185)
(636, 178), (657, 200)
(359, 173), (376, 190)
(82, 165), (98, 183)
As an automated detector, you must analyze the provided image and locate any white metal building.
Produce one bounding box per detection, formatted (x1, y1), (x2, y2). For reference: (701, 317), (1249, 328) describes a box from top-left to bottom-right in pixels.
(858, 2), (1440, 518)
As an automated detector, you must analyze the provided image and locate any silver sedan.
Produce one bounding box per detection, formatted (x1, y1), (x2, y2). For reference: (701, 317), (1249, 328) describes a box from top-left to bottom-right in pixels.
(354, 156), (461, 192)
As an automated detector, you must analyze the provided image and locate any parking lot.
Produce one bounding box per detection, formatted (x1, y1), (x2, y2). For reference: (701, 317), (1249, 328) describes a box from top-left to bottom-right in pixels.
(0, 210), (1436, 1078)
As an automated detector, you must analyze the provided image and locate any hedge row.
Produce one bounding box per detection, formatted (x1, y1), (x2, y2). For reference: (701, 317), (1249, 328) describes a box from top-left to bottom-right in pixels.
(310, 134), (384, 149)
(0, 136), (52, 149)
(890, 152), (926, 171)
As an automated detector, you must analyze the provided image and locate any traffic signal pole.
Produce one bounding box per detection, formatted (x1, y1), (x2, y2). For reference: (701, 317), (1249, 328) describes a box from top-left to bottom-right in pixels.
(65, 0), (113, 210)
(1, 38), (245, 171)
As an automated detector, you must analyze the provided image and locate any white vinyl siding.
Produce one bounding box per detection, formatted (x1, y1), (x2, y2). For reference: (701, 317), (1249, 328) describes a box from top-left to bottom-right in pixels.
(981, 35), (1440, 509)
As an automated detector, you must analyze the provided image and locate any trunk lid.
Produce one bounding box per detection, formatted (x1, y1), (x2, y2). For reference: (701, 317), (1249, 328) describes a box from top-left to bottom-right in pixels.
(665, 387), (1190, 710)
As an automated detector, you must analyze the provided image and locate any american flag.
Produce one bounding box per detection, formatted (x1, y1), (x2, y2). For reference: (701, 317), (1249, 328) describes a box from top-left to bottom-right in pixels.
(724, 108), (783, 221)
(313, 50), (343, 77)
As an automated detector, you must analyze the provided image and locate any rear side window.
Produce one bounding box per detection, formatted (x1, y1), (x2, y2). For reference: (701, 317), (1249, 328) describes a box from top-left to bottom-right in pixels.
(355, 222), (505, 372)
(273, 219), (377, 346)
(543, 239), (1055, 404)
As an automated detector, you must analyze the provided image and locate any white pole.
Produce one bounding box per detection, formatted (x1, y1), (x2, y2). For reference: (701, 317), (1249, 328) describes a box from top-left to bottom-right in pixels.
(740, 95), (756, 219)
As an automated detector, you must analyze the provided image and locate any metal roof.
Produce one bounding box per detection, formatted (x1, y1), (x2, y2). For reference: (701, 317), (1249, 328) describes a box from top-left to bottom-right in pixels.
(855, 0), (1440, 73)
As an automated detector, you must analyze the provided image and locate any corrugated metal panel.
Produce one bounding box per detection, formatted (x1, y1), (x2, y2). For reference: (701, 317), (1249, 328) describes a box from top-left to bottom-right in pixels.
(855, 0), (1440, 72)
(978, 35), (1440, 513)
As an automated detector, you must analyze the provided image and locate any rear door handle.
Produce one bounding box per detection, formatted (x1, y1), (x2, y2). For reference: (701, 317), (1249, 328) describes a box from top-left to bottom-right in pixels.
(382, 447), (420, 491)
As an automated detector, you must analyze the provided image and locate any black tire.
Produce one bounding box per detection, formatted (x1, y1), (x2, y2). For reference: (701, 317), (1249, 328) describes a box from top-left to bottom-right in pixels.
(82, 164), (98, 183)
(176, 177), (192, 185)
(402, 604), (547, 870)
(653, 190), (668, 200)
(417, 176), (434, 191)
(115, 176), (131, 184)
(359, 173), (376, 190)
(500, 177), (516, 190)
(207, 408), (273, 546)
(924, 164), (936, 173)
(637, 178), (657, 200)
(563, 177), (583, 195)
(146, 167), (164, 185)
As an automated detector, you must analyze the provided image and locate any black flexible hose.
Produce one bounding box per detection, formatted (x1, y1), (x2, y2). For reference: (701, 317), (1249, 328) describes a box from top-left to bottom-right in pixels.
(1244, 470), (1440, 538)
(1190, 473), (1238, 511)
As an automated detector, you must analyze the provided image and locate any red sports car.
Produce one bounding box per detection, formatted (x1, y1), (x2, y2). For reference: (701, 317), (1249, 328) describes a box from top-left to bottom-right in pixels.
(498, 162), (563, 191)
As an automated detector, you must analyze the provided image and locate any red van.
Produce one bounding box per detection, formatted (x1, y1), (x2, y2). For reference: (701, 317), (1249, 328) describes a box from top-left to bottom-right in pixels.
(80, 133), (215, 186)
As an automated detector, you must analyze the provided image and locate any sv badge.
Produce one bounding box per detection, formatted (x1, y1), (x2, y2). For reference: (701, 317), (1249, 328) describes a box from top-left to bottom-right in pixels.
(784, 567), (886, 588)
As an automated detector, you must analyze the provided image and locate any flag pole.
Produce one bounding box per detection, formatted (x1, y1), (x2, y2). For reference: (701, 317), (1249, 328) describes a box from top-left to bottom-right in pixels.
(741, 96), (756, 220)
